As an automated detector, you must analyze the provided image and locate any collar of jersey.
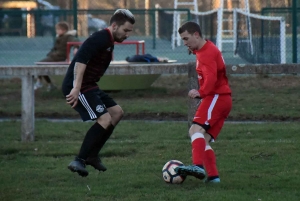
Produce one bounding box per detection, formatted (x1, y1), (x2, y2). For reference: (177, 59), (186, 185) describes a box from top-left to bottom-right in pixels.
(105, 28), (114, 43)
(193, 40), (210, 54)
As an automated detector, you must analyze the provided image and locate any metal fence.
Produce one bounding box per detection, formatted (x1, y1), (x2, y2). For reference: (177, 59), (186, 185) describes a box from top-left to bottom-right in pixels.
(0, 9), (193, 65)
(0, 5), (299, 65)
(261, 7), (300, 63)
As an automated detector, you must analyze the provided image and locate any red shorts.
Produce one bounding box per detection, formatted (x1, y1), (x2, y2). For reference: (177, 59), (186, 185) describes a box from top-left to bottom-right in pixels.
(193, 94), (232, 140)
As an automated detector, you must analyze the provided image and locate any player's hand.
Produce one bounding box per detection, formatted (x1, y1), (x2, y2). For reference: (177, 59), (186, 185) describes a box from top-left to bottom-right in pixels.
(188, 89), (201, 99)
(66, 88), (80, 108)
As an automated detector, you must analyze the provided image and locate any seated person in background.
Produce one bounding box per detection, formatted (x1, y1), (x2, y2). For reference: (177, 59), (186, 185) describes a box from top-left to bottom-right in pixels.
(35, 21), (80, 91)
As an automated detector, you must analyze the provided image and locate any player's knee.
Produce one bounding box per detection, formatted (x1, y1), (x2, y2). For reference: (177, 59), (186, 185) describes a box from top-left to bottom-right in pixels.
(189, 124), (206, 137)
(96, 113), (112, 129)
(116, 107), (124, 120)
(109, 105), (124, 122)
(204, 133), (212, 144)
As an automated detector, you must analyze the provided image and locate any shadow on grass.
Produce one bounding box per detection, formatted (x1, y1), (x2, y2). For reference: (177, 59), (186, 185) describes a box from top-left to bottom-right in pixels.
(101, 148), (137, 158)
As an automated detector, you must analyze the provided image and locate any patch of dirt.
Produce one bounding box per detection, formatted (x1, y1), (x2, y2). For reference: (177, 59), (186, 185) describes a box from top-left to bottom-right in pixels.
(226, 114), (300, 122)
(229, 76), (300, 89)
(1, 111), (300, 122)
(124, 112), (187, 121)
(0, 111), (187, 121)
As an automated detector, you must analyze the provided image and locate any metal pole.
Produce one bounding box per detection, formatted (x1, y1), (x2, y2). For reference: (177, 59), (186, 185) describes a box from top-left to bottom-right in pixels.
(152, 10), (156, 49)
(292, 0), (297, 63)
(73, 0), (78, 37)
(145, 0), (149, 36)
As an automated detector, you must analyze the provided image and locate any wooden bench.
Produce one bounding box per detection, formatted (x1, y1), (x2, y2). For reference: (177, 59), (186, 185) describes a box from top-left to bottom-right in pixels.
(34, 61), (69, 65)
(0, 63), (187, 141)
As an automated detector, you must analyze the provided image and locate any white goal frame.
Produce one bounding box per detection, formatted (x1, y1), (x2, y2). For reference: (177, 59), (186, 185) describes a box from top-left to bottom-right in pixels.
(190, 9), (219, 43)
(233, 9), (286, 64)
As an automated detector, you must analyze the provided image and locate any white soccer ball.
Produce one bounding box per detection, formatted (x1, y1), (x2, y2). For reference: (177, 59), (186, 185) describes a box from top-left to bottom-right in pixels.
(162, 160), (186, 184)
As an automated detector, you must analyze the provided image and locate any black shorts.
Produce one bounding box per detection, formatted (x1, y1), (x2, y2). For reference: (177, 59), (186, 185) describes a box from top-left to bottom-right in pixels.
(74, 88), (117, 121)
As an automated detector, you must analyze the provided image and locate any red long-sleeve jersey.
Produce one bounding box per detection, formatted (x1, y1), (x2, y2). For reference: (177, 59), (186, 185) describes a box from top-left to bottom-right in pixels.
(193, 40), (231, 98)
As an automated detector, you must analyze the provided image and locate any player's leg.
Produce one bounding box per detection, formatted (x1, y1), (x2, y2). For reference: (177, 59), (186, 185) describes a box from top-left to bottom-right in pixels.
(43, 75), (51, 84)
(175, 95), (227, 180)
(175, 95), (217, 179)
(68, 89), (112, 176)
(175, 124), (207, 179)
(93, 105), (123, 151)
(34, 76), (43, 90)
(68, 117), (111, 176)
(107, 105), (123, 126)
(203, 130), (221, 183)
(203, 142), (221, 183)
(85, 90), (123, 171)
(83, 112), (112, 172)
(43, 76), (56, 91)
(37, 57), (56, 91)
(200, 119), (224, 184)
(203, 95), (232, 183)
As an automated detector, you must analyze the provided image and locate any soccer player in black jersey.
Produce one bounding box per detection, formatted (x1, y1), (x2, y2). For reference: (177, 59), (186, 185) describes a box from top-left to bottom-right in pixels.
(62, 9), (135, 177)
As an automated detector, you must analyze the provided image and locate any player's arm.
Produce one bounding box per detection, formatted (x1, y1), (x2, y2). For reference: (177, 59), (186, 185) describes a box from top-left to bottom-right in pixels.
(199, 59), (217, 97)
(66, 62), (86, 108)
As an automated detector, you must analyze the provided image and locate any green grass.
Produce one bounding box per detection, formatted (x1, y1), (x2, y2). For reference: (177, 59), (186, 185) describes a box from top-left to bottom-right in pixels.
(1, 74), (300, 120)
(229, 75), (300, 120)
(0, 121), (299, 201)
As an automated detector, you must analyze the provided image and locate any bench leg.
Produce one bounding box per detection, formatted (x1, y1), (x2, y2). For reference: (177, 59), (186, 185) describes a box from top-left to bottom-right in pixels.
(21, 75), (35, 141)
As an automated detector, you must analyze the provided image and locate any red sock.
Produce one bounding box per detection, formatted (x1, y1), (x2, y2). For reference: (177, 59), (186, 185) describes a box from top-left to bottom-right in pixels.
(191, 132), (206, 166)
(203, 145), (219, 177)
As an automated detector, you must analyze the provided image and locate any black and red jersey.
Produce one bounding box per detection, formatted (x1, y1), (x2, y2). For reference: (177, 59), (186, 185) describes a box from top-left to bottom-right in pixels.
(62, 28), (114, 95)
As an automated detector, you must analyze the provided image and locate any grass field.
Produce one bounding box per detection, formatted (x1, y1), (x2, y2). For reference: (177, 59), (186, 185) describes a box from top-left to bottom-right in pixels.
(1, 74), (300, 200)
(0, 121), (299, 201)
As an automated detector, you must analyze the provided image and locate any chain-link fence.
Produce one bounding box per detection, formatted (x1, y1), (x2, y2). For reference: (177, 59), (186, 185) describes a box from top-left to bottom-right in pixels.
(0, 0), (299, 65)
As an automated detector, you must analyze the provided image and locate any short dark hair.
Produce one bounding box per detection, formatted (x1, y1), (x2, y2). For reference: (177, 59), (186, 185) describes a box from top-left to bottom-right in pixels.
(56, 21), (69, 31)
(110, 9), (135, 26)
(178, 21), (202, 38)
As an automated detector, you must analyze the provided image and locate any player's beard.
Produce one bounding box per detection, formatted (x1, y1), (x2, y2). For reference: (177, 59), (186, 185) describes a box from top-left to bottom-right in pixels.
(113, 30), (127, 43)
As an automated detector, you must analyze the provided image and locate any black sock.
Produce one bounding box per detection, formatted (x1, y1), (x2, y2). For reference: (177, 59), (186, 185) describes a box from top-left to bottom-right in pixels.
(88, 124), (115, 158)
(77, 123), (107, 160)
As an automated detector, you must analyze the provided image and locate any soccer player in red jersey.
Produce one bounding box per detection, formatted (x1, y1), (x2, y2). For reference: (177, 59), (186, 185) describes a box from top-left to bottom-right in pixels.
(175, 21), (232, 183)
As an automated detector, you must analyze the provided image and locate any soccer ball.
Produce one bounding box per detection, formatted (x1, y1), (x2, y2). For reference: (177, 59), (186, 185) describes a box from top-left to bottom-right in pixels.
(162, 160), (186, 184)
